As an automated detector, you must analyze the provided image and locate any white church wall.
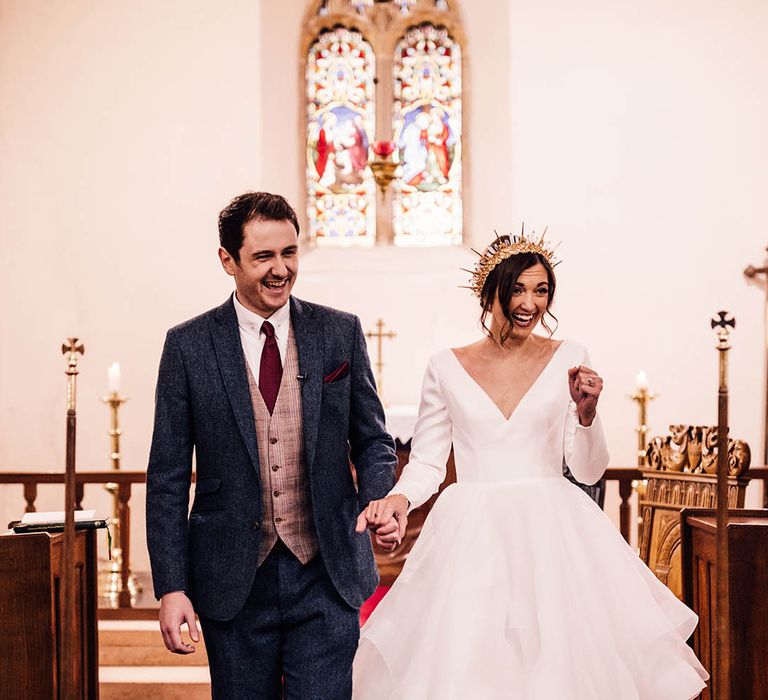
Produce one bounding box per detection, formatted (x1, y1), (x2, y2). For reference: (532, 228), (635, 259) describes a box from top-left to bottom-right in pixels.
(503, 0), (768, 519)
(0, 0), (265, 571)
(0, 0), (766, 577)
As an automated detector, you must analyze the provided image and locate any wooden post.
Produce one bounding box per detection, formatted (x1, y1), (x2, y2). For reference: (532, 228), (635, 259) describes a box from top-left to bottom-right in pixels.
(711, 311), (734, 698)
(61, 337), (84, 697)
(743, 251), (768, 506)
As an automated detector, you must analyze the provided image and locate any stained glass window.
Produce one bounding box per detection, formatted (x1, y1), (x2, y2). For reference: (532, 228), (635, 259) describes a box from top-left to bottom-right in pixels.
(393, 24), (462, 246)
(306, 27), (376, 246)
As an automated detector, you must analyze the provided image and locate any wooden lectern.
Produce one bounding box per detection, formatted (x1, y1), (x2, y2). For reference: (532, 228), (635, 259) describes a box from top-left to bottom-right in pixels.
(0, 528), (99, 700)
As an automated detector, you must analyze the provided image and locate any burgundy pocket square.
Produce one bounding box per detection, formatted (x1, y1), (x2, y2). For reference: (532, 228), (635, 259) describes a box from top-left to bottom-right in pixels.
(323, 362), (350, 384)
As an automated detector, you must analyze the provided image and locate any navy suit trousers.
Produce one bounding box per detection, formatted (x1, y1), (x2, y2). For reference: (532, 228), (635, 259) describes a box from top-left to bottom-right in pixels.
(200, 543), (360, 699)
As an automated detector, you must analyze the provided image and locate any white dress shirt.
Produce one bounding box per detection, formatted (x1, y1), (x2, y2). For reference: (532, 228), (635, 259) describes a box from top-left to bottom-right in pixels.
(233, 293), (291, 381)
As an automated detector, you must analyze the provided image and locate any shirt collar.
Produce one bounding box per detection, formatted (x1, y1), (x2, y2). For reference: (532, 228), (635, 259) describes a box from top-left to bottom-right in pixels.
(233, 293), (291, 340)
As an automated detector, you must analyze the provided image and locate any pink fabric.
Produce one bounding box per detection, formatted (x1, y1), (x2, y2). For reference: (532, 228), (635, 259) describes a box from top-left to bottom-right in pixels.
(247, 325), (319, 567)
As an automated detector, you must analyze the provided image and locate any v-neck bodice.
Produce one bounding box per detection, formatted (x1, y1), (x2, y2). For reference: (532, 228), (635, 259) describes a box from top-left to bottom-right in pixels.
(449, 341), (565, 422)
(393, 340), (610, 508)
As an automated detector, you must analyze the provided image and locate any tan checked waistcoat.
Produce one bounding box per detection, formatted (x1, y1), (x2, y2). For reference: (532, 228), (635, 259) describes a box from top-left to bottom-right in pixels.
(246, 324), (319, 567)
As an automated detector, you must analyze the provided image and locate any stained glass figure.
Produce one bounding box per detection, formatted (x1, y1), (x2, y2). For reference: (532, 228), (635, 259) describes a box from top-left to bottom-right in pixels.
(395, 0), (417, 14)
(306, 27), (376, 245)
(350, 0), (372, 13)
(393, 23), (462, 246)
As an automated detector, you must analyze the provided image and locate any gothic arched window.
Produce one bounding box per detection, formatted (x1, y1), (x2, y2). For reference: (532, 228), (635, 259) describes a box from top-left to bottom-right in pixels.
(306, 27), (377, 247)
(302, 0), (465, 247)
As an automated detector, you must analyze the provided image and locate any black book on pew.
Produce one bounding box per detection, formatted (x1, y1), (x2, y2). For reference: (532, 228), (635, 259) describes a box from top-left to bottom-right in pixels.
(11, 519), (108, 534)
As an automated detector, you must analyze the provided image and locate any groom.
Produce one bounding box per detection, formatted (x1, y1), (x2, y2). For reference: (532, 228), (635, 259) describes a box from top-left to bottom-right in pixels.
(146, 192), (397, 698)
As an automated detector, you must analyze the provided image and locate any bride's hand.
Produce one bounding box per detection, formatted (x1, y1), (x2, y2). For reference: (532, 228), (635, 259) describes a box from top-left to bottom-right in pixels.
(355, 494), (409, 542)
(567, 365), (603, 426)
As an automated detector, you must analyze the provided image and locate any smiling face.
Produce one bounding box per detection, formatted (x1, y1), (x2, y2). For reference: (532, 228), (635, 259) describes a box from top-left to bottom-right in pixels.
(490, 262), (551, 342)
(218, 217), (298, 318)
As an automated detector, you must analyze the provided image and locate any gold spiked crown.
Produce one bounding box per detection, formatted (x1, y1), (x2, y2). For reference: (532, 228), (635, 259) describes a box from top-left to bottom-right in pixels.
(464, 226), (559, 298)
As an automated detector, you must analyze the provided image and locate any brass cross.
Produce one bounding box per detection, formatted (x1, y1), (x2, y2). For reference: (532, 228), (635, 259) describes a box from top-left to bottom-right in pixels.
(61, 337), (85, 371)
(61, 337), (85, 411)
(365, 319), (396, 402)
(710, 310), (735, 345)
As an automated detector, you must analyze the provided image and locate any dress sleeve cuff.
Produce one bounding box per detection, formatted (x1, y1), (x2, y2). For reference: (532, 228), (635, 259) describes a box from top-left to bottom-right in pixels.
(387, 486), (416, 513)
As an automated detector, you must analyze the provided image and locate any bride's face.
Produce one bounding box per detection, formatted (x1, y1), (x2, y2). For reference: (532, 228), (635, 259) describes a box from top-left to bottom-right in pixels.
(491, 263), (550, 342)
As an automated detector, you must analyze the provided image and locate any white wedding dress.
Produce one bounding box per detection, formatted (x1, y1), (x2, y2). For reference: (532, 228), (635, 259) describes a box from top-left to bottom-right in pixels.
(353, 341), (708, 699)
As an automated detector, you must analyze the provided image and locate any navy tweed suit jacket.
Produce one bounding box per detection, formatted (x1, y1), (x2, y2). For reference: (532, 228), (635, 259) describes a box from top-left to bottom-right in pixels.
(146, 295), (397, 622)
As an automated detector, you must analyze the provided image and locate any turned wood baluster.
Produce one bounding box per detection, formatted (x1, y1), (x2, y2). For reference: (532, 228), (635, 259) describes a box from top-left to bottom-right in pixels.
(23, 483), (37, 513)
(117, 482), (132, 608)
(618, 478), (633, 544)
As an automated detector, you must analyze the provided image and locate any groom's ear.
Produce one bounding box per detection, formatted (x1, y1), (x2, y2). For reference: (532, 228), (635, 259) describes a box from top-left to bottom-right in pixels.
(218, 247), (237, 276)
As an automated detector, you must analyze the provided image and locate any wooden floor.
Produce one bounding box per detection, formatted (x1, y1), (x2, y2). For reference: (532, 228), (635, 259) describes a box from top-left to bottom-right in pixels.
(99, 620), (210, 699)
(97, 577), (389, 697)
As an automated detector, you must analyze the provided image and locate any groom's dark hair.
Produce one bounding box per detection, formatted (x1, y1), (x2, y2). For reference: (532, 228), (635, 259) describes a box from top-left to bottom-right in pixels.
(218, 192), (300, 263)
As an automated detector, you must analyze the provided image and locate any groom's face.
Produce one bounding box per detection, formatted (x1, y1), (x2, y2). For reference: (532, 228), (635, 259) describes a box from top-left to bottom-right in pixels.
(219, 217), (299, 318)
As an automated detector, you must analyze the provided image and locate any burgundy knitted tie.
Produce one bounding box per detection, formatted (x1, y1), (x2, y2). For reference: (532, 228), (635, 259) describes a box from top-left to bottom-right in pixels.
(259, 320), (282, 414)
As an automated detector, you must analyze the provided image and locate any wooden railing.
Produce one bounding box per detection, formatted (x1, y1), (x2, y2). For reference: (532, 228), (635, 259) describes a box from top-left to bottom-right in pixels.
(604, 467), (643, 540)
(0, 470), (164, 610)
(2, 467), (766, 608)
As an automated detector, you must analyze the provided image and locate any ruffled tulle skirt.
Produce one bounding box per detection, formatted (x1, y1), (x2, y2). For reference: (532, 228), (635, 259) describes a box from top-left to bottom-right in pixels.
(353, 478), (708, 699)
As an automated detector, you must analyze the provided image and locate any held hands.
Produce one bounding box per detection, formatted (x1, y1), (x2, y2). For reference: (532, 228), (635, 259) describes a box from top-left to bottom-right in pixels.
(355, 494), (409, 552)
(567, 365), (603, 427)
(159, 591), (199, 654)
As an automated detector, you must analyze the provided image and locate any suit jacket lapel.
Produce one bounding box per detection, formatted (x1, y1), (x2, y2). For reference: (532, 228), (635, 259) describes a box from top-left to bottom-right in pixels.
(290, 296), (323, 471)
(211, 296), (260, 474)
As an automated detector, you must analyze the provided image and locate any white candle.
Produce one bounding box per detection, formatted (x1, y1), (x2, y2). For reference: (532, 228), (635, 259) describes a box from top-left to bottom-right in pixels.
(635, 370), (648, 391)
(108, 362), (122, 394)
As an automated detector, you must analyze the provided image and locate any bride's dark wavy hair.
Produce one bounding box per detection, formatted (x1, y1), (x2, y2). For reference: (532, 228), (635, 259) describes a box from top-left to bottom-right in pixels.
(479, 249), (558, 346)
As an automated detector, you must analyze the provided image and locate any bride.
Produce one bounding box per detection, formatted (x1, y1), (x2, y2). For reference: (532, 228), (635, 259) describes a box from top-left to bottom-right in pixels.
(353, 232), (708, 699)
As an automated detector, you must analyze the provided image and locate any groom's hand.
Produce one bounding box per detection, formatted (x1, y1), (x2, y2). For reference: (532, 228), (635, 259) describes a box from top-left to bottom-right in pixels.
(373, 517), (401, 551)
(159, 590), (199, 654)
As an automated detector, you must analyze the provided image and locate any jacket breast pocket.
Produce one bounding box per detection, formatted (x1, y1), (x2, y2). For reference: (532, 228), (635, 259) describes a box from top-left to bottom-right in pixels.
(322, 373), (350, 394)
(190, 476), (224, 513)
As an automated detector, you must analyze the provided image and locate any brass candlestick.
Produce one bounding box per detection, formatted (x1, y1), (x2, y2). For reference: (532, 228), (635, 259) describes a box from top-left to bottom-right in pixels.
(99, 391), (142, 603)
(365, 318), (396, 404)
(628, 383), (657, 467)
(370, 142), (399, 244)
(370, 157), (398, 194)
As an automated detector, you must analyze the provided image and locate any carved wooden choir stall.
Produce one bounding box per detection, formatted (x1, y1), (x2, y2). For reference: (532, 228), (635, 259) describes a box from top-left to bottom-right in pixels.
(638, 425), (751, 599)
